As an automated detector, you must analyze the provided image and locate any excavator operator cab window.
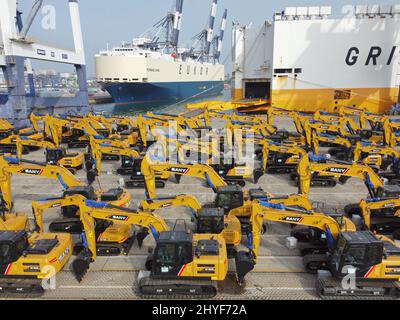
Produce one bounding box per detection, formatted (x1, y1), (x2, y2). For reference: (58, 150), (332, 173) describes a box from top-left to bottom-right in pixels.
(71, 128), (85, 139)
(215, 187), (244, 213)
(46, 148), (66, 164)
(62, 186), (97, 217)
(0, 231), (28, 264)
(196, 208), (225, 235)
(331, 231), (383, 277)
(153, 231), (193, 276)
(0, 131), (11, 140)
(121, 155), (134, 168)
(117, 124), (130, 133)
(376, 185), (400, 198)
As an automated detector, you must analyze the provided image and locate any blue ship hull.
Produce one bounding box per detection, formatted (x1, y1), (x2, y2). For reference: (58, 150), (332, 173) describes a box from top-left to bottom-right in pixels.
(102, 81), (224, 107)
(0, 94), (8, 105)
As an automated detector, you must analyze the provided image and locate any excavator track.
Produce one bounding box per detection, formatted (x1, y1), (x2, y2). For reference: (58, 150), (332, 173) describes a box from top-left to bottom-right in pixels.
(116, 167), (134, 175)
(138, 276), (218, 299)
(266, 166), (296, 174)
(73, 235), (136, 256)
(125, 179), (166, 189)
(310, 178), (337, 188)
(316, 277), (400, 300)
(0, 278), (44, 297)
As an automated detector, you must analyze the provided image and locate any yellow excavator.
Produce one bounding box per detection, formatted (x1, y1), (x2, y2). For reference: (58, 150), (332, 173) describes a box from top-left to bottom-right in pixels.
(297, 153), (400, 199)
(344, 197), (400, 240)
(137, 230), (255, 298)
(248, 200), (356, 267)
(38, 194), (254, 293)
(383, 117), (400, 147)
(256, 140), (307, 178)
(360, 111), (385, 131)
(31, 194), (168, 281)
(44, 114), (85, 171)
(86, 137), (142, 186)
(337, 105), (365, 117)
(0, 230), (73, 295)
(141, 154), (313, 230)
(249, 200), (400, 299)
(0, 156), (131, 227)
(352, 141), (400, 170)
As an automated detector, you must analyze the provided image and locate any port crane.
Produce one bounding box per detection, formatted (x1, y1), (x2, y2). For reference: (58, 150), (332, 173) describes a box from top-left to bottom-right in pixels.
(0, 0), (89, 127)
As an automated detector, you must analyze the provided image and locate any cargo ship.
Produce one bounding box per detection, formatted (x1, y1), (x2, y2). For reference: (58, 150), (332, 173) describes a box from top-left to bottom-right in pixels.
(95, 0), (226, 107)
(232, 5), (400, 113)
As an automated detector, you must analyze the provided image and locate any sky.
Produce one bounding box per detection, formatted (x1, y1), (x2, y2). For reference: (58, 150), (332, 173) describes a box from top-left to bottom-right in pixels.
(18, 0), (392, 77)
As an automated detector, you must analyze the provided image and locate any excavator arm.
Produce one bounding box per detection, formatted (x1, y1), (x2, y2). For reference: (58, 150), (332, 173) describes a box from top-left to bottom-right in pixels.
(31, 194), (169, 282)
(0, 156), (83, 210)
(88, 137), (139, 176)
(359, 198), (400, 230)
(249, 201), (347, 259)
(140, 194), (202, 213)
(141, 154), (227, 199)
(260, 141), (306, 173)
(297, 154), (384, 198)
(353, 141), (400, 167)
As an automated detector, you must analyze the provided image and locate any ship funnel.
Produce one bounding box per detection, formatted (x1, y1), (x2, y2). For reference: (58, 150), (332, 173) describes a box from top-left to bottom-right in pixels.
(171, 0), (184, 48)
(205, 0), (218, 55)
(215, 8), (227, 61)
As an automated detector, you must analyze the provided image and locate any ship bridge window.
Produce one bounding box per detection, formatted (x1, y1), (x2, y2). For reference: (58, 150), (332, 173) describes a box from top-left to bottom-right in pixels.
(294, 68), (302, 74)
(274, 68), (293, 74)
(179, 65), (182, 75)
(187, 66), (190, 74)
(200, 67), (203, 75)
(206, 68), (209, 75)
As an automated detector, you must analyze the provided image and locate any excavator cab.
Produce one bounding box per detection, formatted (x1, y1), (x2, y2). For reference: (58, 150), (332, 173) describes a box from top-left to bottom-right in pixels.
(196, 208), (225, 235)
(60, 186), (97, 218)
(0, 231), (29, 266)
(328, 231), (383, 278)
(375, 185), (400, 198)
(214, 185), (244, 214)
(151, 231), (194, 277)
(45, 148), (66, 165)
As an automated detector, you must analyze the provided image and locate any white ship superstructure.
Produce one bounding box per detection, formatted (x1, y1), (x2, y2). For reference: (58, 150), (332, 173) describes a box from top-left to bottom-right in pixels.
(95, 0), (226, 106)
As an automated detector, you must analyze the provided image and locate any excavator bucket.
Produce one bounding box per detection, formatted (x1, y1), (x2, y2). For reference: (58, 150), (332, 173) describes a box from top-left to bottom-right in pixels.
(86, 169), (97, 186)
(235, 250), (255, 285)
(72, 251), (92, 282)
(136, 227), (149, 248)
(253, 168), (264, 184)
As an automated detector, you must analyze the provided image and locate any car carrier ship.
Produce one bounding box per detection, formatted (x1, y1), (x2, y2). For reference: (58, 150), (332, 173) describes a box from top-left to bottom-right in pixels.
(95, 0), (226, 107)
(232, 5), (400, 113)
